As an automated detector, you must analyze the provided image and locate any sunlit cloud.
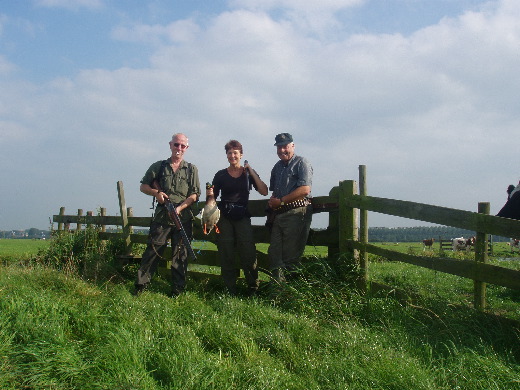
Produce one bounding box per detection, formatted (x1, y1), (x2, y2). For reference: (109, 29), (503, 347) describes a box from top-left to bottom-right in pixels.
(1, 0), (518, 229)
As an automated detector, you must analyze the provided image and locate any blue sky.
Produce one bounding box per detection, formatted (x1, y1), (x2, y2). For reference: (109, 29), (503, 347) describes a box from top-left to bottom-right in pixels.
(2, 0), (486, 82)
(1, 0), (518, 230)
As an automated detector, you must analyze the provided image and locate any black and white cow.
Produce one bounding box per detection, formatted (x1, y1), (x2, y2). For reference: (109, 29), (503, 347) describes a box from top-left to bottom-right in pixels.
(452, 237), (475, 251)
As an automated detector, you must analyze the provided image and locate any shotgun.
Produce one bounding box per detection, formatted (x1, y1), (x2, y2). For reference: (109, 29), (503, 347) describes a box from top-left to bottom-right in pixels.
(151, 180), (197, 260)
(244, 160), (251, 193)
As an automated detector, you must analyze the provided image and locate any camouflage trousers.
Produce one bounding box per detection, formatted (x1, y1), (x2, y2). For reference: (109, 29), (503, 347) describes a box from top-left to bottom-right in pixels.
(136, 220), (193, 294)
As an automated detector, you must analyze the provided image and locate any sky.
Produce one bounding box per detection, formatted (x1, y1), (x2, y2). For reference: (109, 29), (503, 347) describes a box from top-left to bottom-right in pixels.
(1, 0), (519, 231)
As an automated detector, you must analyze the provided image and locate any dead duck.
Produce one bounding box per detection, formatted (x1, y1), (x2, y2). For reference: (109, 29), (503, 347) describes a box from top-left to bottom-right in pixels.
(201, 182), (220, 234)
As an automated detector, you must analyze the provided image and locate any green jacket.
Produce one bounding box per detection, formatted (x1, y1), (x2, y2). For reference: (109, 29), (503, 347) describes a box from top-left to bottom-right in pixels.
(141, 158), (201, 225)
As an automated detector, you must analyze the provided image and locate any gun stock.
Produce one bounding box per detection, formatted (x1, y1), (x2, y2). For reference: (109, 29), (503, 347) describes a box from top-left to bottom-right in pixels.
(151, 180), (197, 260)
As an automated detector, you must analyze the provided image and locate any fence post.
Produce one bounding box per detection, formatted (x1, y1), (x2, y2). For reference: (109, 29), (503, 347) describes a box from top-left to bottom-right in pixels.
(359, 165), (368, 290)
(76, 209), (83, 231)
(86, 211), (93, 229)
(328, 185), (340, 259)
(63, 206), (71, 231)
(127, 207), (134, 234)
(474, 202), (490, 311)
(338, 180), (359, 264)
(58, 207), (65, 231)
(100, 208), (106, 232)
(117, 181), (132, 255)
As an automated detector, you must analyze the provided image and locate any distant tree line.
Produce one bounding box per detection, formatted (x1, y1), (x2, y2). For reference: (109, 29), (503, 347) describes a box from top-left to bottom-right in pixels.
(1, 226), (510, 244)
(368, 226), (509, 243)
(0, 228), (50, 239)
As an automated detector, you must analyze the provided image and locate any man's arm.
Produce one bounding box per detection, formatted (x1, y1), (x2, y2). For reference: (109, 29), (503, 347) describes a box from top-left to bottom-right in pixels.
(140, 183), (169, 204)
(268, 185), (311, 209)
(281, 185), (311, 203)
(175, 193), (198, 214)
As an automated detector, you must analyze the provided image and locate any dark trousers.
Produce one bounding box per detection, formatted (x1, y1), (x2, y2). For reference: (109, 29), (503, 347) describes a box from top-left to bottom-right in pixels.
(216, 216), (259, 294)
(136, 221), (193, 293)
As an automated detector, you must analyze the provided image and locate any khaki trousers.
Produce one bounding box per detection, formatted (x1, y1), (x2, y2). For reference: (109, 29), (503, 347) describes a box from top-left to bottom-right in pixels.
(268, 205), (312, 271)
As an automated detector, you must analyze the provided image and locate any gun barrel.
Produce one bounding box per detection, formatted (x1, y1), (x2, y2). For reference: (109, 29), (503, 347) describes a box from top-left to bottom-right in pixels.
(166, 202), (197, 261)
(152, 178), (197, 261)
(244, 160), (250, 192)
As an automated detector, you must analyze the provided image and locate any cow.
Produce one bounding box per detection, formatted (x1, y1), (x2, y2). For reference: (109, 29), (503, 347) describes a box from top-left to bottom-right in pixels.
(509, 238), (520, 253)
(422, 238), (435, 250)
(452, 237), (476, 251)
(452, 237), (466, 251)
(466, 236), (476, 250)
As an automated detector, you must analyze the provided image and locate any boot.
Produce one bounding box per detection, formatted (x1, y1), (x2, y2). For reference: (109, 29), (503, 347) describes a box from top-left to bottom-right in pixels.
(134, 283), (148, 296)
(270, 268), (286, 284)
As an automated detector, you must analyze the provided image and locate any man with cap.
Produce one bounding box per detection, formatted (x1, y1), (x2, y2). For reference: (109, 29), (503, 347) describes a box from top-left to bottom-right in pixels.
(267, 133), (313, 282)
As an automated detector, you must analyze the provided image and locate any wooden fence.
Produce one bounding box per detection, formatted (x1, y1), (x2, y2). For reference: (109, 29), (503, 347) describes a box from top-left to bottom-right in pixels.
(53, 165), (520, 311)
(53, 182), (343, 273)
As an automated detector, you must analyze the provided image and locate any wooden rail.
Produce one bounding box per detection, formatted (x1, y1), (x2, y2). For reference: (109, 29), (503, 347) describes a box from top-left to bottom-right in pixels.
(53, 168), (520, 311)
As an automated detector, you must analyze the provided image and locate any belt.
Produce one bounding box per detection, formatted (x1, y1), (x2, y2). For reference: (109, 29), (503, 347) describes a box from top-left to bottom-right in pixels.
(274, 198), (311, 214)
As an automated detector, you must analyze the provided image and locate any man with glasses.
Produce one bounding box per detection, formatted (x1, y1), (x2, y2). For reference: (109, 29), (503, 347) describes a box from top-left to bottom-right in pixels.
(267, 133), (313, 283)
(135, 133), (201, 297)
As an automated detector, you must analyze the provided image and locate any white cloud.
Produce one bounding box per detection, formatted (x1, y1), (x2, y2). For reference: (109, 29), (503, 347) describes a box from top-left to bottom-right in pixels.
(229, 0), (366, 35)
(34, 0), (104, 10)
(0, 55), (16, 74)
(111, 19), (200, 45)
(2, 0), (520, 229)
(0, 121), (30, 145)
(229, 0), (365, 12)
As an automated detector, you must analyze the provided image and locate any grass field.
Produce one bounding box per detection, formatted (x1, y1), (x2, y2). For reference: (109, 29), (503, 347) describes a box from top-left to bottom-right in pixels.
(0, 238), (50, 258)
(366, 241), (520, 322)
(0, 236), (519, 389)
(373, 240), (518, 254)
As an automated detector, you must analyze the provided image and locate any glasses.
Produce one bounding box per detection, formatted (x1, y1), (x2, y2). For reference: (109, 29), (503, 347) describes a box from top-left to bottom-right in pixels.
(172, 142), (188, 149)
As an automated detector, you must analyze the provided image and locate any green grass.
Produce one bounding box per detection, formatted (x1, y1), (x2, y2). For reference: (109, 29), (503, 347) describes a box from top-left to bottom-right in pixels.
(0, 238), (50, 258)
(0, 236), (519, 389)
(367, 242), (520, 322)
(373, 240), (520, 266)
(1, 264), (519, 390)
(250, 242), (328, 258)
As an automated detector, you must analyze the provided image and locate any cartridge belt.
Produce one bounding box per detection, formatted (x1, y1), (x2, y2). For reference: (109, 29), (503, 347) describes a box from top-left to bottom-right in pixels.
(274, 198), (311, 214)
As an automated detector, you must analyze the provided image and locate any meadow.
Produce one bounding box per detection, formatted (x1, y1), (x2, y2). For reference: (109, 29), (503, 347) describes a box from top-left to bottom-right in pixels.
(0, 238), (50, 258)
(365, 241), (520, 323)
(0, 235), (519, 389)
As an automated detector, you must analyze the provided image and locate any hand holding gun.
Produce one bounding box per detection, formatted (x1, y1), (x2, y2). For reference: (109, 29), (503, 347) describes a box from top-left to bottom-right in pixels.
(151, 180), (197, 260)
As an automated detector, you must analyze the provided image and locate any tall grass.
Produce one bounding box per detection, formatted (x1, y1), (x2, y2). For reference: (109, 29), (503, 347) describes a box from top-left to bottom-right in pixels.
(31, 228), (127, 282)
(0, 233), (519, 389)
(368, 252), (520, 323)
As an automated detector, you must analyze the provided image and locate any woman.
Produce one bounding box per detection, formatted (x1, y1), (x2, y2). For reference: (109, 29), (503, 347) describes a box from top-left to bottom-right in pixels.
(210, 140), (268, 295)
